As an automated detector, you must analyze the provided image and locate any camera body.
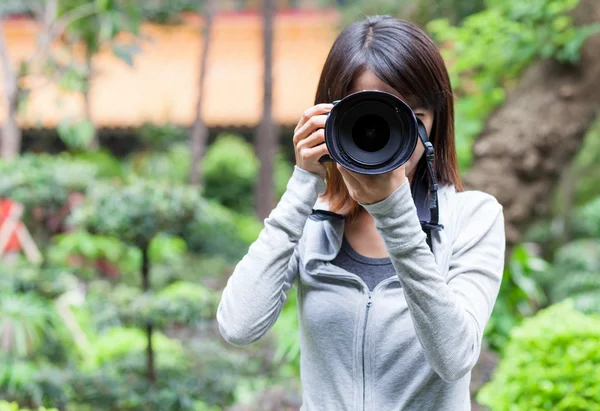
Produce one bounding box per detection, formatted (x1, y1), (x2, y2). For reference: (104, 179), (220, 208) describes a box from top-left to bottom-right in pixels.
(319, 90), (425, 175)
(311, 89), (443, 247)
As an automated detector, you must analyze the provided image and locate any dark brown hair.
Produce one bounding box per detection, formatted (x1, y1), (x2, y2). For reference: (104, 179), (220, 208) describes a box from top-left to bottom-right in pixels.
(315, 15), (462, 223)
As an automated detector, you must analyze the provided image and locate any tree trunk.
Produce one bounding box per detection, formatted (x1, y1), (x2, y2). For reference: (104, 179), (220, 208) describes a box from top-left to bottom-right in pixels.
(255, 0), (278, 221)
(141, 244), (156, 385)
(189, 0), (216, 185)
(0, 19), (22, 159)
(464, 0), (600, 245)
(84, 52), (99, 150)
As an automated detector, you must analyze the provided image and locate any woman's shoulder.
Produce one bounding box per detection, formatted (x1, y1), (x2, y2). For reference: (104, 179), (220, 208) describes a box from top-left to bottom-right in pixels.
(439, 184), (504, 244)
(441, 184), (502, 217)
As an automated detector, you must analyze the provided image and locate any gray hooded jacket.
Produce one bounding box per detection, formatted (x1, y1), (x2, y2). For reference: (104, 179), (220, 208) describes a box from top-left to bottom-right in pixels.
(216, 165), (505, 411)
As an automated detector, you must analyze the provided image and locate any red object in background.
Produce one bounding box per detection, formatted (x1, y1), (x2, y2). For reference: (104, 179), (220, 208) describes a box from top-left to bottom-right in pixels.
(0, 199), (22, 251)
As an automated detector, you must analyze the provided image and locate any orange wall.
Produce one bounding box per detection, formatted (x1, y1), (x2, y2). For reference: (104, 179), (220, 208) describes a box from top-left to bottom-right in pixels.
(0, 10), (339, 128)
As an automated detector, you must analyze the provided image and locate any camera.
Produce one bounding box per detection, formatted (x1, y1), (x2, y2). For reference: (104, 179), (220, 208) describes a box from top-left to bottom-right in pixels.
(318, 90), (427, 175)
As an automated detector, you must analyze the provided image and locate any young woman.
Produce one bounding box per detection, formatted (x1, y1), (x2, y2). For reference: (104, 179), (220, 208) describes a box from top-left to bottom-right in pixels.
(217, 15), (505, 411)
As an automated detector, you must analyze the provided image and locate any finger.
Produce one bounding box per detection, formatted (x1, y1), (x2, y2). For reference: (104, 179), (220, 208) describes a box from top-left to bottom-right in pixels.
(296, 128), (325, 150)
(303, 141), (330, 161)
(294, 104), (334, 134)
(293, 114), (328, 146)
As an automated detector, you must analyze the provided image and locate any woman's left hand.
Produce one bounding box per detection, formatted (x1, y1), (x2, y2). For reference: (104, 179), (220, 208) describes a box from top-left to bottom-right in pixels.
(336, 163), (407, 205)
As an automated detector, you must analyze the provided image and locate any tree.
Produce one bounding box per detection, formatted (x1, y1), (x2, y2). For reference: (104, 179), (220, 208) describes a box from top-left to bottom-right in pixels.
(189, 0), (216, 185)
(0, 0), (137, 157)
(335, 0), (486, 27)
(0, 0), (96, 158)
(58, 0), (143, 150)
(464, 0), (600, 245)
(71, 180), (201, 385)
(255, 0), (277, 221)
(0, 18), (21, 159)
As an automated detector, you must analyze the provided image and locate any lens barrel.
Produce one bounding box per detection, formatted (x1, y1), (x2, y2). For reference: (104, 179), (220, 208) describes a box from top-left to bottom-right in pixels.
(319, 90), (419, 175)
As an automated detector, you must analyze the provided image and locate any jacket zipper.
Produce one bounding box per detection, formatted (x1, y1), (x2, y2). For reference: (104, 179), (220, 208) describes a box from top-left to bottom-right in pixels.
(314, 267), (397, 410)
(362, 290), (372, 411)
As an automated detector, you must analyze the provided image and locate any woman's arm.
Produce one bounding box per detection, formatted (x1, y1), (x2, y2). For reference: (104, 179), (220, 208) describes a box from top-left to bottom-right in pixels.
(216, 166), (326, 347)
(360, 179), (505, 382)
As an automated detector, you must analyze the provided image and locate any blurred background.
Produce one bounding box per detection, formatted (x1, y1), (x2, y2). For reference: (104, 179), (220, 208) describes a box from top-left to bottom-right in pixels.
(1, 0), (600, 410)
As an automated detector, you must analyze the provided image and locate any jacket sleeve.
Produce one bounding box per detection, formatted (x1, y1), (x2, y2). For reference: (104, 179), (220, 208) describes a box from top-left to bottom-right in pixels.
(360, 178), (505, 382)
(216, 166), (326, 347)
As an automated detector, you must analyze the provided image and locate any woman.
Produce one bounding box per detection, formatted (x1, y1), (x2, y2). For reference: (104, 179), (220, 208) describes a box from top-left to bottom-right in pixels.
(217, 15), (505, 411)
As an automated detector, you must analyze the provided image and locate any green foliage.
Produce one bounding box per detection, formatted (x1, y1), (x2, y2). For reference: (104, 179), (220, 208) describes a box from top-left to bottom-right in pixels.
(125, 143), (192, 184)
(137, 123), (188, 150)
(202, 134), (260, 214)
(574, 196), (600, 238)
(140, 0), (202, 24)
(59, 0), (143, 57)
(0, 358), (68, 408)
(201, 133), (293, 214)
(85, 327), (185, 370)
(70, 338), (252, 410)
(0, 259), (77, 300)
(47, 231), (187, 281)
(0, 154), (97, 211)
(57, 119), (95, 151)
(428, 0), (600, 171)
(59, 150), (125, 180)
(478, 300), (600, 410)
(533, 239), (600, 314)
(569, 117), (600, 207)
(184, 199), (258, 262)
(484, 244), (548, 352)
(334, 0), (486, 26)
(0, 294), (63, 359)
(84, 279), (218, 332)
(154, 281), (218, 324)
(70, 179), (200, 247)
(274, 151), (295, 200)
(0, 401), (57, 411)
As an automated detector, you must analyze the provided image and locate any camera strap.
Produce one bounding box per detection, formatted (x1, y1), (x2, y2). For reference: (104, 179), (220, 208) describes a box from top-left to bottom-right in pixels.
(415, 118), (444, 251)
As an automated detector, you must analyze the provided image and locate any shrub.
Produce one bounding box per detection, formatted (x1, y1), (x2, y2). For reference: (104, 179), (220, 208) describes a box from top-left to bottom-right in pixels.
(184, 199), (254, 262)
(201, 133), (294, 214)
(530, 239), (600, 314)
(478, 300), (600, 410)
(201, 134), (259, 214)
(0, 401), (57, 411)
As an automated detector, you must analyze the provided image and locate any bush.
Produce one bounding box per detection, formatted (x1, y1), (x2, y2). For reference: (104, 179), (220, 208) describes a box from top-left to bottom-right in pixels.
(0, 259), (77, 300)
(0, 401), (57, 411)
(0, 359), (68, 409)
(478, 300), (600, 410)
(202, 133), (294, 214)
(534, 239), (600, 313)
(85, 327), (185, 370)
(125, 143), (191, 184)
(184, 199), (255, 262)
(0, 294), (65, 359)
(201, 134), (259, 214)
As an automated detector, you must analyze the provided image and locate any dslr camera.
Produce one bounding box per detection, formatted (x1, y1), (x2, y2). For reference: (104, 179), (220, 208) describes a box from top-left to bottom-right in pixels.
(318, 90), (432, 176)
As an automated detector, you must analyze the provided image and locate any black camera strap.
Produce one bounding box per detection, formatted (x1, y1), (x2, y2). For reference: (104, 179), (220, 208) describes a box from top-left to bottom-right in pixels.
(415, 118), (443, 251)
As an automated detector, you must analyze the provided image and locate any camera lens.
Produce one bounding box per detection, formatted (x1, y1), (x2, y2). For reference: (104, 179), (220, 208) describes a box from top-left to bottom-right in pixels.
(323, 90), (419, 175)
(352, 114), (390, 152)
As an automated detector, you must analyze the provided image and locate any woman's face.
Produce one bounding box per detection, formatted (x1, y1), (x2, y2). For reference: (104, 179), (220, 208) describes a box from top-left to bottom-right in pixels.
(348, 69), (434, 182)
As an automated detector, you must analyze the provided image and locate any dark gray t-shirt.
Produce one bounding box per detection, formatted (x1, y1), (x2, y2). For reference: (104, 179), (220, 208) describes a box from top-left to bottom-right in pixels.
(330, 235), (396, 291)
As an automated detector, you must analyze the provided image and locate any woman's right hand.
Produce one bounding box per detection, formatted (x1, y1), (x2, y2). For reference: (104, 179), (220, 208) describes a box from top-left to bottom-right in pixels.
(293, 103), (334, 181)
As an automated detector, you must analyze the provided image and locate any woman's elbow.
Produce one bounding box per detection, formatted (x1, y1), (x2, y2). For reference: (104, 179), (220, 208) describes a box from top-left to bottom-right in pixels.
(216, 307), (264, 347)
(218, 321), (254, 347)
(436, 362), (473, 383)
